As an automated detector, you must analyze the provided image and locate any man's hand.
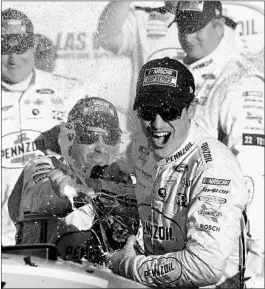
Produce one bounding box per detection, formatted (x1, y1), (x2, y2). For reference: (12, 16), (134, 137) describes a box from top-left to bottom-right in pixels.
(102, 160), (136, 185)
(107, 235), (138, 274)
(47, 157), (78, 199)
(164, 1), (179, 13)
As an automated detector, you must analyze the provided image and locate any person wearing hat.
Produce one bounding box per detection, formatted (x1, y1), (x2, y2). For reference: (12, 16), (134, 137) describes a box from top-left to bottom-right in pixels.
(34, 33), (58, 73)
(8, 97), (134, 247)
(1, 8), (86, 246)
(103, 57), (250, 288)
(174, 2), (264, 286)
(97, 1), (241, 133)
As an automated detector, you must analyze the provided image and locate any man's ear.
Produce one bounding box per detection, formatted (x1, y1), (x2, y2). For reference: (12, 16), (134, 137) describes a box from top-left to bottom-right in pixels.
(187, 99), (198, 119)
(213, 17), (225, 37)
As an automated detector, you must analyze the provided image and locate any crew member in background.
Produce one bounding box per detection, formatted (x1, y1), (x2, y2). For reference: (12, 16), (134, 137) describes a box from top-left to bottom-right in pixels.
(1, 8), (86, 245)
(97, 1), (241, 133)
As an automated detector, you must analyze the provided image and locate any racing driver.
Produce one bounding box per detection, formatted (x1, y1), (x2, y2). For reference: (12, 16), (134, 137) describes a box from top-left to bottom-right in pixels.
(107, 57), (250, 288)
(173, 1), (264, 285)
(1, 8), (86, 245)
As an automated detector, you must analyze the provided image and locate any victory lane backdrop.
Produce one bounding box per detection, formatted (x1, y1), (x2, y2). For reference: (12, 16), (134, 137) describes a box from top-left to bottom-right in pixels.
(2, 1), (264, 122)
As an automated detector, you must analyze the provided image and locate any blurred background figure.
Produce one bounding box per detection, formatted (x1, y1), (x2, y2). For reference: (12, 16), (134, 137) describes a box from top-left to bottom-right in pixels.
(1, 7), (85, 246)
(97, 1), (256, 133)
(34, 33), (57, 72)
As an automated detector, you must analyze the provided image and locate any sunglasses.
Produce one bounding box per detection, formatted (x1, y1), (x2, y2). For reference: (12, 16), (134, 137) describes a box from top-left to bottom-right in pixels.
(137, 106), (182, 122)
(75, 130), (120, 146)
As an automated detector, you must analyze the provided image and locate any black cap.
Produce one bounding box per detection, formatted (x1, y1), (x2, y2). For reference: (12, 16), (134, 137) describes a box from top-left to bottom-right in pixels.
(68, 97), (121, 134)
(175, 1), (223, 34)
(134, 57), (195, 110)
(2, 8), (35, 54)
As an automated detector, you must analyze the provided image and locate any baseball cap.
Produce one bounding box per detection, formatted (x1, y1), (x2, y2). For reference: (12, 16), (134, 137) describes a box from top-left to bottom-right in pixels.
(175, 1), (223, 34)
(134, 57), (195, 111)
(1, 8), (35, 54)
(68, 97), (121, 135)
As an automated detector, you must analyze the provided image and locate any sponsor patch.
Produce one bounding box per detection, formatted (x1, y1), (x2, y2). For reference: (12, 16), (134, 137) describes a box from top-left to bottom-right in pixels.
(202, 186), (230, 194)
(193, 59), (213, 70)
(32, 109), (39, 116)
(36, 88), (54, 94)
(52, 110), (65, 121)
(143, 67), (178, 87)
(158, 187), (167, 198)
(173, 164), (188, 173)
(83, 99), (115, 117)
(165, 174), (177, 185)
(198, 195), (226, 204)
(243, 91), (263, 97)
(245, 112), (263, 124)
(200, 223), (220, 232)
(57, 230), (99, 262)
(166, 142), (192, 163)
(143, 221), (176, 241)
(138, 145), (150, 166)
(34, 99), (44, 105)
(33, 166), (53, 174)
(2, 19), (27, 35)
(176, 192), (188, 207)
(202, 177), (230, 186)
(1, 130), (45, 169)
(198, 204), (222, 223)
(140, 169), (152, 180)
(178, 0), (204, 12)
(242, 133), (264, 147)
(180, 178), (191, 188)
(138, 257), (182, 284)
(201, 142), (212, 163)
(33, 173), (48, 183)
(201, 73), (215, 79)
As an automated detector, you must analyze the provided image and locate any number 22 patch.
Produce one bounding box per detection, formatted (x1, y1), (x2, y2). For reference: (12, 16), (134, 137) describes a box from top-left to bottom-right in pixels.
(243, 133), (264, 147)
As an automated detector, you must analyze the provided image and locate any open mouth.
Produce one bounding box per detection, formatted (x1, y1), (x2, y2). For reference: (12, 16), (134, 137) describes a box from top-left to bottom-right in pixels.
(151, 131), (171, 147)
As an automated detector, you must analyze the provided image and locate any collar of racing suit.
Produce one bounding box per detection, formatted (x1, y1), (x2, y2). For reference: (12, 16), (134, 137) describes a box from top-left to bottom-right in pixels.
(185, 37), (237, 74)
(1, 70), (35, 92)
(157, 120), (198, 167)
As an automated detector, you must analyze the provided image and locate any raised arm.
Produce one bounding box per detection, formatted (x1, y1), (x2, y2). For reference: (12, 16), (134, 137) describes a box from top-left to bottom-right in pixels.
(97, 1), (133, 53)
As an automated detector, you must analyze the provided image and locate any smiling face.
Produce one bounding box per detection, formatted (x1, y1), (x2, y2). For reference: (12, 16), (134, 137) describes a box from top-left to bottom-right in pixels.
(1, 44), (35, 84)
(71, 126), (120, 169)
(139, 103), (196, 160)
(178, 18), (224, 61)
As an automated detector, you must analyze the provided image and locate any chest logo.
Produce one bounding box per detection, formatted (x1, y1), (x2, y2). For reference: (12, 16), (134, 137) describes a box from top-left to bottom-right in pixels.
(176, 192), (188, 207)
(36, 88), (54, 94)
(158, 187), (166, 198)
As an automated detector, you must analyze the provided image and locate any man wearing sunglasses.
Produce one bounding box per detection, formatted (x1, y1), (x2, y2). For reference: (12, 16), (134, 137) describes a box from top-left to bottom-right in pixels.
(106, 57), (249, 288)
(1, 8), (85, 246)
(7, 97), (134, 246)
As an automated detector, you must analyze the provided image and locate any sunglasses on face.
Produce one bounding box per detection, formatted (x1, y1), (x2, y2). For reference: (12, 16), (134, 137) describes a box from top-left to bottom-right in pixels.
(137, 106), (182, 122)
(75, 130), (120, 146)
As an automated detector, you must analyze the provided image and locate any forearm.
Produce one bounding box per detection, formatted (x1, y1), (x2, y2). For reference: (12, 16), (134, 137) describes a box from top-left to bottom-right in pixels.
(119, 248), (224, 287)
(98, 1), (132, 51)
